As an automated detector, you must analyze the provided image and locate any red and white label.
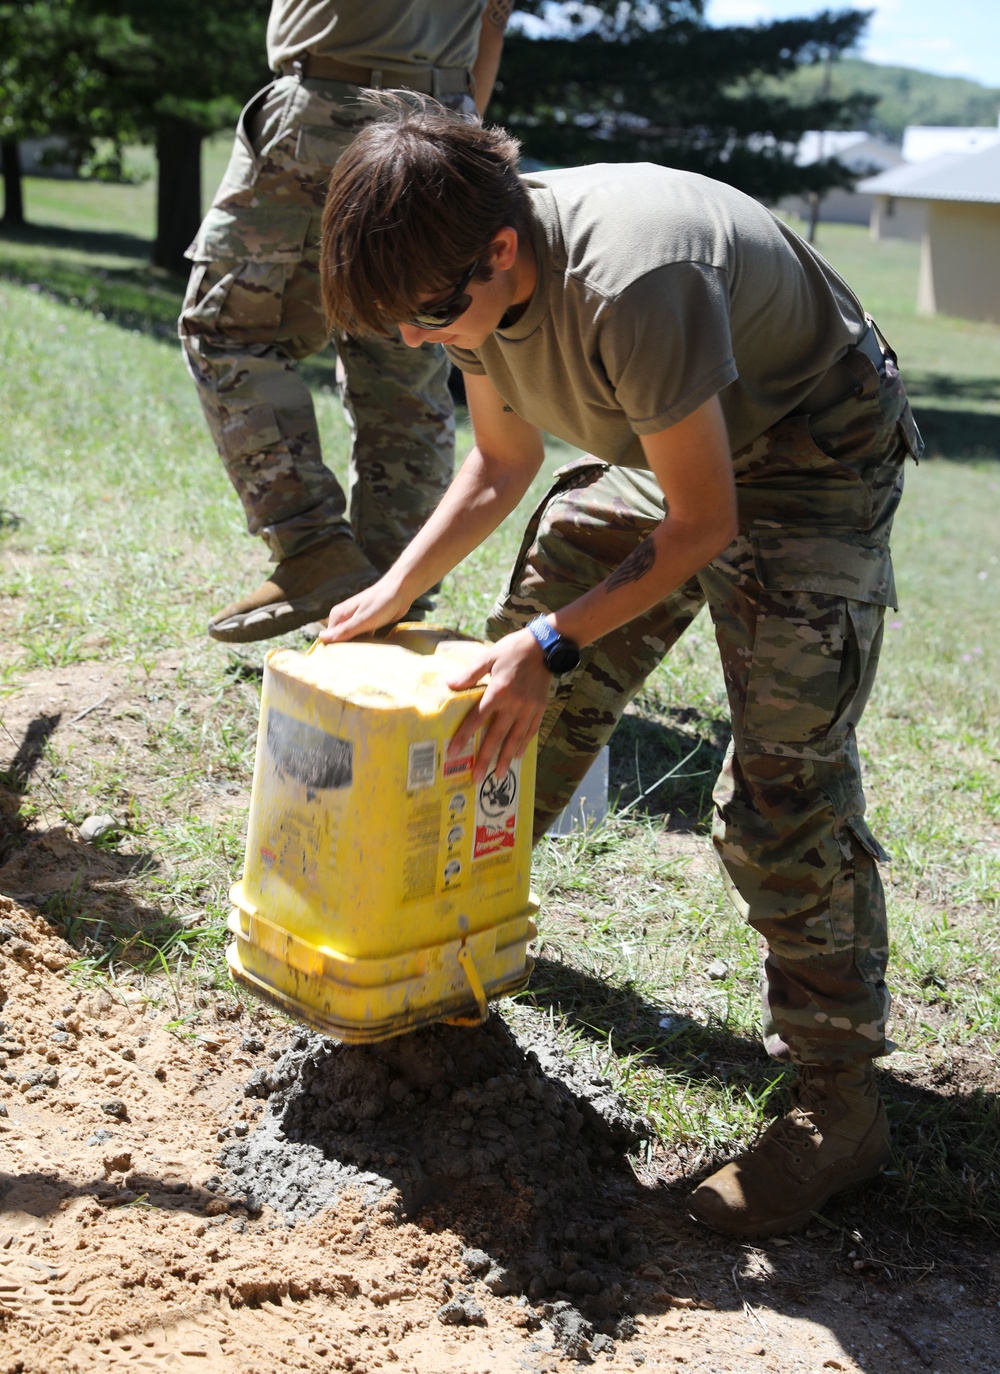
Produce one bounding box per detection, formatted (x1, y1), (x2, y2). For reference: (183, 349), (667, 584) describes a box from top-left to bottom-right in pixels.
(473, 763), (519, 860)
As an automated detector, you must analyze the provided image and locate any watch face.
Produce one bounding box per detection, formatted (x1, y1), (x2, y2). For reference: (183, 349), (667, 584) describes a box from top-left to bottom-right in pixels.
(546, 640), (581, 674)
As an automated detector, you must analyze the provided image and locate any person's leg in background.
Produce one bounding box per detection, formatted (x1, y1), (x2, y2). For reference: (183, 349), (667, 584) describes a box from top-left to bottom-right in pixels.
(179, 76), (454, 643)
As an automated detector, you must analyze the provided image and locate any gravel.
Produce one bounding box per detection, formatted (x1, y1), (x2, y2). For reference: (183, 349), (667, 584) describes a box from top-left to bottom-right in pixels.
(220, 1010), (652, 1357)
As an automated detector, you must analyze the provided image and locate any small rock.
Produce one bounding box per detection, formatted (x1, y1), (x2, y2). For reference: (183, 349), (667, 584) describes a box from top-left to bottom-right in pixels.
(566, 1269), (601, 1296)
(460, 1247), (492, 1276)
(204, 1199), (229, 1217)
(86, 1129), (116, 1146)
(243, 1069), (272, 1099)
(527, 1275), (547, 1303)
(103, 1151), (132, 1174)
(233, 1121), (250, 1138)
(547, 1301), (594, 1360)
(0, 1104), (7, 1118)
(240, 1036), (265, 1053)
(484, 1266), (517, 1296)
(120, 1048), (136, 1062)
(101, 1099), (127, 1119)
(79, 814), (117, 843)
(706, 958), (729, 981)
(436, 1293), (487, 1327)
(24, 1085), (48, 1103)
(592, 1333), (616, 1356)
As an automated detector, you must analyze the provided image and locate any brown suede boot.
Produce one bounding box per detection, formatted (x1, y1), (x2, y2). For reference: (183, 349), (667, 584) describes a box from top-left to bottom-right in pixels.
(208, 537), (381, 644)
(689, 1064), (890, 1238)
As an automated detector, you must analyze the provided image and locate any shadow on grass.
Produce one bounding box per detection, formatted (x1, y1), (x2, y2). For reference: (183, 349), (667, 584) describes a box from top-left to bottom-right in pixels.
(0, 221), (337, 390)
(0, 714), (190, 966)
(609, 709), (728, 832)
(905, 372), (1000, 406)
(521, 952), (1000, 1240)
(0, 711), (62, 862)
(524, 953), (764, 1076)
(910, 406), (1000, 461)
(0, 227), (183, 339)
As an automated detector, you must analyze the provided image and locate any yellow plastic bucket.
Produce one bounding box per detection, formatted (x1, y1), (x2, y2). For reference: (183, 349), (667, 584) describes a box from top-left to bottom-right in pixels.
(226, 624), (538, 1042)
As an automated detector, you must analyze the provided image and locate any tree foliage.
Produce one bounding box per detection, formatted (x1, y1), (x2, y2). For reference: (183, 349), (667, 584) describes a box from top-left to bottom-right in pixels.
(493, 1), (878, 202)
(1, 0), (269, 264)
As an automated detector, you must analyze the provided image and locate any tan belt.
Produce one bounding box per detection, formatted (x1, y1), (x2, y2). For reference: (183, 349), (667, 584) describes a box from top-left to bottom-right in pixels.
(792, 323), (886, 416)
(281, 52), (472, 96)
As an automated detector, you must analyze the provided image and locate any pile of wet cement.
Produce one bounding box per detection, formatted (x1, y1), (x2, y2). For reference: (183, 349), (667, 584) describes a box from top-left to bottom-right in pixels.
(221, 1012), (654, 1346)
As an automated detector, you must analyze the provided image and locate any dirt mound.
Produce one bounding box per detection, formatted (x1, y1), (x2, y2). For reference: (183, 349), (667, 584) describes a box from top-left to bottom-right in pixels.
(223, 1017), (651, 1342)
(4, 889), (1000, 1373)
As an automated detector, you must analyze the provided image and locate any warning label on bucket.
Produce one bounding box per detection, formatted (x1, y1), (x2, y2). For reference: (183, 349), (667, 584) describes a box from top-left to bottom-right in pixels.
(473, 763), (519, 860)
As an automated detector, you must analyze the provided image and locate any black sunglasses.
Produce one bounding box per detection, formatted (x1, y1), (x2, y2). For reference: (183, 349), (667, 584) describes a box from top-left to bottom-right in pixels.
(404, 259), (480, 330)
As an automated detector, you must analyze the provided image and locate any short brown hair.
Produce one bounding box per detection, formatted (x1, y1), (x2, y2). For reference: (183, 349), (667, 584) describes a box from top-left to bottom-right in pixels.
(321, 93), (530, 336)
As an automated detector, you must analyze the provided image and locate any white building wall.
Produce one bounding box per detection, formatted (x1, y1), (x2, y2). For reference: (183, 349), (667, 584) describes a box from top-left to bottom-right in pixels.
(919, 202), (1000, 324)
(870, 195), (927, 242)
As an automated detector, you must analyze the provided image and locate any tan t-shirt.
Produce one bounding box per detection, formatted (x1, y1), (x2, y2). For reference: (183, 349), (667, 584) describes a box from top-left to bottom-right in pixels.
(267, 0), (486, 74)
(446, 164), (868, 467)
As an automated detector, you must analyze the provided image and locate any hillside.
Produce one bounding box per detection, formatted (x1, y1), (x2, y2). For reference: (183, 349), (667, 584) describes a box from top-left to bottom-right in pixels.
(762, 56), (1000, 143)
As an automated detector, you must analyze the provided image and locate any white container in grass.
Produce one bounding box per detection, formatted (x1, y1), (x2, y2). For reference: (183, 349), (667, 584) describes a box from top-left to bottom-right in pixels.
(546, 745), (610, 837)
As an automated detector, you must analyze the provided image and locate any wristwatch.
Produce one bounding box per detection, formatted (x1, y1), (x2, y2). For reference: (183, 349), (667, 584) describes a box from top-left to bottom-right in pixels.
(526, 615), (581, 675)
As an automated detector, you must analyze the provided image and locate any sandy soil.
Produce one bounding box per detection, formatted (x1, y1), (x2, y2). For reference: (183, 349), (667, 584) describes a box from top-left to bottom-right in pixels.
(1, 659), (999, 1374)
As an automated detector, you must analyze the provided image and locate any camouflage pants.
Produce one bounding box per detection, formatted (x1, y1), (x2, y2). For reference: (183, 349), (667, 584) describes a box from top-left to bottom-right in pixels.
(178, 76), (469, 572)
(489, 347), (920, 1067)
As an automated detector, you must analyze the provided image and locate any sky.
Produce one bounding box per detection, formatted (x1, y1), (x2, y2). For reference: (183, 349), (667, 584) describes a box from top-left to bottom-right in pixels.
(703, 0), (1000, 90)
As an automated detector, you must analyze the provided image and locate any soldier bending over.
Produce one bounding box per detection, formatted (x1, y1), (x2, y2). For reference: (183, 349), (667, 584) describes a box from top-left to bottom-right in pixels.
(317, 97), (921, 1237)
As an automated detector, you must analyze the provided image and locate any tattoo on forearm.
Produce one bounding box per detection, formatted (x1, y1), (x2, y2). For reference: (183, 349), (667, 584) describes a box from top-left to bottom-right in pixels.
(605, 538), (656, 592)
(486, 0), (514, 28)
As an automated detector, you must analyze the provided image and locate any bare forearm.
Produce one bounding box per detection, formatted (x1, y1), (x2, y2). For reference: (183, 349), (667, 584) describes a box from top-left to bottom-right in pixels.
(471, 0), (513, 113)
(380, 443), (537, 604)
(547, 517), (731, 648)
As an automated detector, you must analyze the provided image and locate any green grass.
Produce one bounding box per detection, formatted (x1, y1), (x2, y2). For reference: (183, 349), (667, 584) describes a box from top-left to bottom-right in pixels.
(785, 218), (1000, 460)
(1, 180), (999, 1246)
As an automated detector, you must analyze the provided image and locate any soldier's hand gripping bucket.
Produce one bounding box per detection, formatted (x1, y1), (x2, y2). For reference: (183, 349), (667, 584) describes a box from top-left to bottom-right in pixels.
(226, 624), (538, 1043)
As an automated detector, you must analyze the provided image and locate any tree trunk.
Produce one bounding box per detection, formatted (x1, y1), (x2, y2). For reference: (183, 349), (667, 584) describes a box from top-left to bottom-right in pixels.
(1, 138), (26, 228)
(152, 117), (203, 275)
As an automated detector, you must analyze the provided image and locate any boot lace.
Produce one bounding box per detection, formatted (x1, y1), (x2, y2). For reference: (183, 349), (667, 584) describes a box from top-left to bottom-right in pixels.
(764, 1075), (830, 1166)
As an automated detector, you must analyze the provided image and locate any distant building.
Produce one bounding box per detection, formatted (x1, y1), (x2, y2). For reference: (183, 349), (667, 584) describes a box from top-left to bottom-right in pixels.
(901, 125), (1000, 163)
(858, 144), (1000, 323)
(864, 119), (1000, 241)
(861, 153), (968, 242)
(0, 137), (77, 179)
(779, 131), (905, 225)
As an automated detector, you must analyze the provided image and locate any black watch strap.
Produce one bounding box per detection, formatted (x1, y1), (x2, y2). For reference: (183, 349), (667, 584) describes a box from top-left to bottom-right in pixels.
(526, 615), (581, 675)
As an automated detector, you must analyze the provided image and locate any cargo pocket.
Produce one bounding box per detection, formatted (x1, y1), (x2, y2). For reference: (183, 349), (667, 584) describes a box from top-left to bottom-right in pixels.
(846, 814), (891, 864)
(295, 123), (359, 170)
(742, 528), (896, 758)
(180, 205), (315, 342)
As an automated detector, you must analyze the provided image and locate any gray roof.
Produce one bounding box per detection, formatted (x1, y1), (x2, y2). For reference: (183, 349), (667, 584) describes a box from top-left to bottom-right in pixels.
(857, 144), (1000, 204)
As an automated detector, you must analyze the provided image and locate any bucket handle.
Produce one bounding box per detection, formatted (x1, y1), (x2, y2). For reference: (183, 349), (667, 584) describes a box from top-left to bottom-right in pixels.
(444, 943), (489, 1027)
